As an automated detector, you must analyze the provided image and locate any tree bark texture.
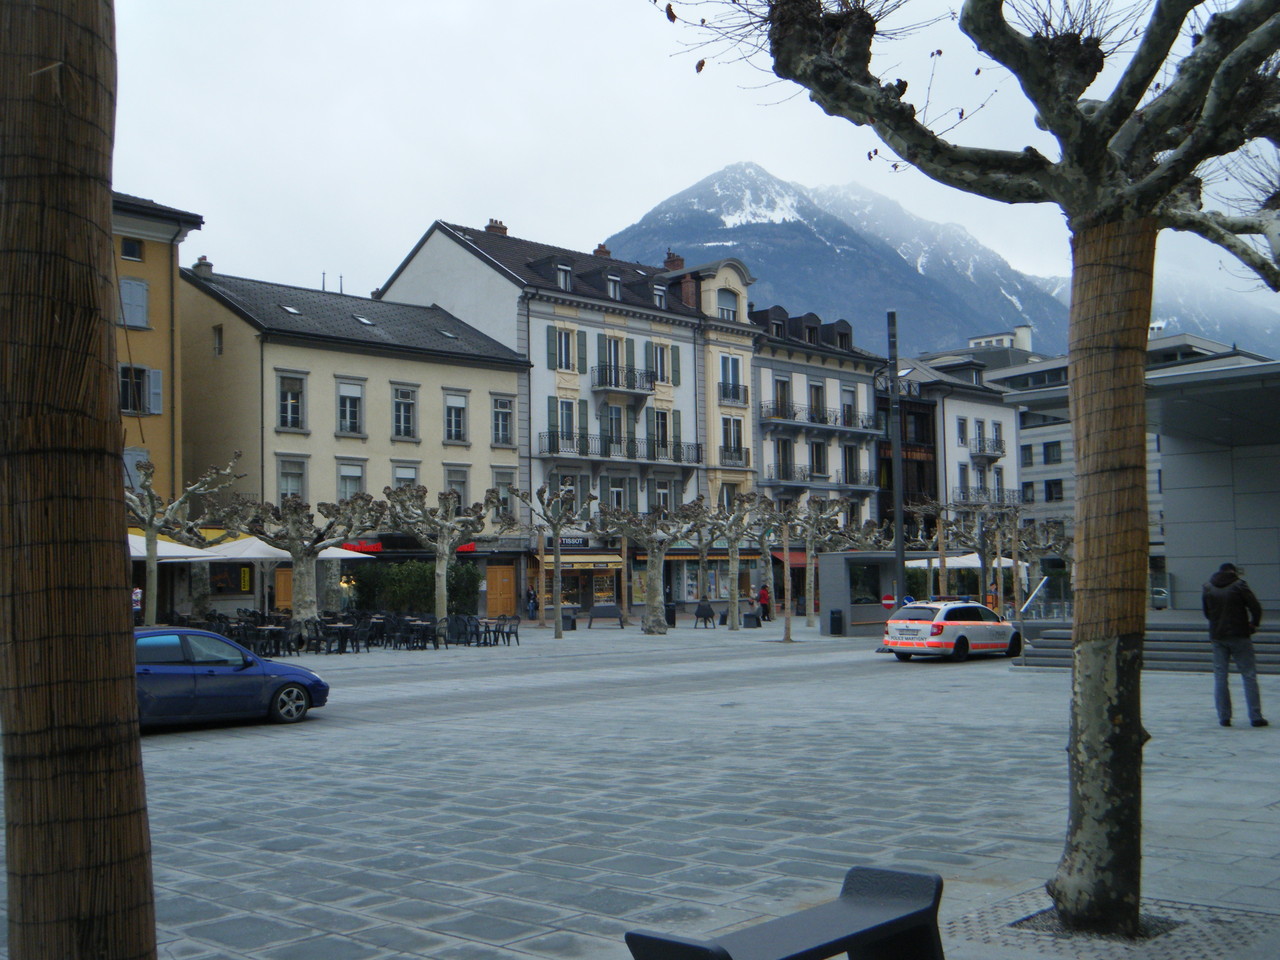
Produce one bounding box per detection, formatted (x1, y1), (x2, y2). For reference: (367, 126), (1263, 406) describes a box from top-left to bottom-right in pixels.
(643, 554), (667, 635)
(291, 551), (319, 621)
(1047, 217), (1154, 936)
(0, 2), (159, 957)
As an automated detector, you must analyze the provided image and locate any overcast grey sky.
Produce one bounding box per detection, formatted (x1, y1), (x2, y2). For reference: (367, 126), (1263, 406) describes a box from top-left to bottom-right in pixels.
(113, 0), (1267, 308)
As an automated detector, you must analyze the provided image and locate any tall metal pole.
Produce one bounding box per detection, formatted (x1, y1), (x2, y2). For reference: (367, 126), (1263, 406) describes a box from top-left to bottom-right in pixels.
(888, 311), (906, 605)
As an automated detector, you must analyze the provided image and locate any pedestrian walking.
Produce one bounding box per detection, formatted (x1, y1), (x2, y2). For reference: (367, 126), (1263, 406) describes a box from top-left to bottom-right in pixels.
(526, 587), (538, 621)
(757, 583), (771, 621)
(1202, 562), (1267, 727)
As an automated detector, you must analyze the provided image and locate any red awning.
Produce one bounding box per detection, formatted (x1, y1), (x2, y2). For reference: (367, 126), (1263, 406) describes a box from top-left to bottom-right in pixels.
(771, 550), (808, 568)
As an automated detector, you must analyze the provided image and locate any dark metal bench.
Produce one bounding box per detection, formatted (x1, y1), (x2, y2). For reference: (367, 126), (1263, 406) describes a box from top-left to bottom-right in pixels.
(587, 604), (624, 628)
(625, 866), (944, 960)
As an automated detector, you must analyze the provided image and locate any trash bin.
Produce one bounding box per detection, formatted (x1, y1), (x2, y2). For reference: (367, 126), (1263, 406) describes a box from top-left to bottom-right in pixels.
(665, 603), (676, 627)
(561, 612), (576, 631)
(829, 608), (845, 637)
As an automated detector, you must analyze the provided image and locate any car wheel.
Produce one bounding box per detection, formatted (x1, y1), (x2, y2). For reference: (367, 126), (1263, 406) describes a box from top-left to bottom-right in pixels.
(269, 683), (310, 723)
(1005, 633), (1023, 657)
(949, 637), (970, 663)
(893, 651), (913, 661)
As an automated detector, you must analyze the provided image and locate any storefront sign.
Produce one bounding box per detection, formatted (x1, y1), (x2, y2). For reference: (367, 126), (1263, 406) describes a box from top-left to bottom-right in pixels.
(342, 540), (383, 553)
(552, 536), (588, 549)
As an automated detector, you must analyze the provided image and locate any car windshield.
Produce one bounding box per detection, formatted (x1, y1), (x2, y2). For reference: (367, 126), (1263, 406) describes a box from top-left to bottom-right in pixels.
(895, 606), (939, 621)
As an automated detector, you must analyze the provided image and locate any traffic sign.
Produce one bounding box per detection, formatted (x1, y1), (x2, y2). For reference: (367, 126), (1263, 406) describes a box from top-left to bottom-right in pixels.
(882, 594), (896, 610)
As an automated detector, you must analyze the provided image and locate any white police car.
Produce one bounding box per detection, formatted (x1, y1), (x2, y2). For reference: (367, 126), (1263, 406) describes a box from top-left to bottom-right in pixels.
(883, 601), (1022, 662)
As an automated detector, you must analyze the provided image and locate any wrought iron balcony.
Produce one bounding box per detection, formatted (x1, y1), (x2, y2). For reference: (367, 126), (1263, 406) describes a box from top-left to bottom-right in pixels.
(836, 469), (877, 487)
(591, 364), (655, 394)
(952, 485), (1023, 505)
(539, 432), (703, 464)
(719, 446), (750, 468)
(718, 381), (749, 406)
(760, 401), (881, 435)
(760, 400), (800, 421)
(762, 462), (811, 483)
(967, 438), (1006, 460)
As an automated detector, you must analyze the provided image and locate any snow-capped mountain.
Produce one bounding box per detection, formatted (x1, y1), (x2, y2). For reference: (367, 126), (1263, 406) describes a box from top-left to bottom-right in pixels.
(607, 162), (1070, 356)
(607, 162), (1280, 358)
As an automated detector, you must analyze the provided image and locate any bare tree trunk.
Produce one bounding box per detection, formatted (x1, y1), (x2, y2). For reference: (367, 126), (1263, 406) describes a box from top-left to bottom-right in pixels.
(781, 520), (793, 642)
(291, 552), (319, 621)
(643, 554), (667, 635)
(552, 538), (564, 639)
(144, 531), (160, 625)
(435, 551), (450, 619)
(0, 3), (159, 956)
(805, 550), (817, 627)
(727, 543), (742, 630)
(1047, 218), (1154, 936)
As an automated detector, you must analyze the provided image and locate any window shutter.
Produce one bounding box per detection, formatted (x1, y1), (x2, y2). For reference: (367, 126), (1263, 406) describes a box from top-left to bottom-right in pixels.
(119, 278), (149, 327)
(547, 396), (558, 452)
(672, 409), (682, 445)
(628, 478), (639, 513)
(597, 333), (607, 368)
(671, 345), (681, 386)
(577, 475), (589, 519)
(576, 330), (587, 373)
(625, 338), (635, 369)
(645, 406), (656, 439)
(148, 368), (163, 415)
(644, 341), (654, 373)
(647, 478), (657, 509)
(625, 405), (636, 442)
(547, 325), (557, 369)
(578, 400), (589, 454)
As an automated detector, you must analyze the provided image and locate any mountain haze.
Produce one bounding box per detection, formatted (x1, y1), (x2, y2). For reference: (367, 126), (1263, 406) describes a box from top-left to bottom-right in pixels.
(606, 162), (1070, 356)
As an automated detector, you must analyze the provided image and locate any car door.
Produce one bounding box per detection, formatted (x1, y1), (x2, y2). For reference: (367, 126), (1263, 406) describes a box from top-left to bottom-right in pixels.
(976, 605), (1007, 650)
(136, 632), (195, 720)
(185, 632), (266, 718)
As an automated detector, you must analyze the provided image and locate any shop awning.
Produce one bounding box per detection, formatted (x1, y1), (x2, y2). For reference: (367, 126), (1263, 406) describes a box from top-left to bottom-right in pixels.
(535, 554), (623, 570)
(771, 549), (809, 568)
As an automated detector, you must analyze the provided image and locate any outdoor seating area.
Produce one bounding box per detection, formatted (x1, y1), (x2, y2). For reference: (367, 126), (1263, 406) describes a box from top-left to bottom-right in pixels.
(156, 609), (521, 656)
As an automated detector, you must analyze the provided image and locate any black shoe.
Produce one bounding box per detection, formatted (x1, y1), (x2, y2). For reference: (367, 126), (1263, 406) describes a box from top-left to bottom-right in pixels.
(1252, 718), (1269, 727)
(1220, 719), (1232, 727)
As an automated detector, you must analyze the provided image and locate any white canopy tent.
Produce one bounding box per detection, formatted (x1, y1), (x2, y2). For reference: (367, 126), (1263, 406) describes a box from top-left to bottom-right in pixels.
(128, 534), (212, 562)
(906, 552), (1027, 570)
(204, 537), (372, 613)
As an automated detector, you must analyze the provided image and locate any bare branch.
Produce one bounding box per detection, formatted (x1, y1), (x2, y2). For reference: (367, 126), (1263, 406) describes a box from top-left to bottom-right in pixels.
(1157, 203), (1280, 289)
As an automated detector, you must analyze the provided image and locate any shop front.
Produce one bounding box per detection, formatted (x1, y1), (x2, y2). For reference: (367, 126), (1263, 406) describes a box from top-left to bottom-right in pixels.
(532, 551), (623, 614)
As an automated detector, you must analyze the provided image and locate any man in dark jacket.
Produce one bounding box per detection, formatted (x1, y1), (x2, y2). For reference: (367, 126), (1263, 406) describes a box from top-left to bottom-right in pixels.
(1202, 563), (1267, 727)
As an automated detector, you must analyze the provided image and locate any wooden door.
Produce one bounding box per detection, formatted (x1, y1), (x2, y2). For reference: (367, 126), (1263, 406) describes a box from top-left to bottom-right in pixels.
(486, 564), (515, 616)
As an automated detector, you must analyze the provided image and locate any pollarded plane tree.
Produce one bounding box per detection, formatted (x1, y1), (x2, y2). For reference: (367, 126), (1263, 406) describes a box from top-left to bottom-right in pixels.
(593, 497), (707, 634)
(124, 453), (242, 625)
(687, 496), (729, 602)
(668, 0), (1280, 934)
(228, 493), (386, 623)
(510, 483), (596, 639)
(719, 492), (762, 630)
(384, 485), (509, 622)
(794, 496), (853, 627)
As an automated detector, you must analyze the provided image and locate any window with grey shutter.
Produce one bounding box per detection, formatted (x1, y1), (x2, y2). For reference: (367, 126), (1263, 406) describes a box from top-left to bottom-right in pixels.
(118, 278), (149, 328)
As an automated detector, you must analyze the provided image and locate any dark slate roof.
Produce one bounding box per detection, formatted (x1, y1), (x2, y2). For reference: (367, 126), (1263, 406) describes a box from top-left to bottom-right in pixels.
(113, 191), (204, 227)
(181, 268), (528, 369)
(748, 305), (885, 364)
(381, 221), (703, 319)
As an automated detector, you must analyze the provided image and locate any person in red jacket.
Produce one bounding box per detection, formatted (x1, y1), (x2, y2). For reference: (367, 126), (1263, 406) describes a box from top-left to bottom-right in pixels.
(757, 583), (771, 621)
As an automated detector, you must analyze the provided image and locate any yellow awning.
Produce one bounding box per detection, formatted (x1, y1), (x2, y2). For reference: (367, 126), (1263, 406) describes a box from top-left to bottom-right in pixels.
(536, 554), (623, 570)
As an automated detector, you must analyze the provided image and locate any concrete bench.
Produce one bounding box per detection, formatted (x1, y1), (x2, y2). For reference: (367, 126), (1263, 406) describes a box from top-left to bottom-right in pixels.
(625, 865), (944, 960)
(587, 604), (624, 628)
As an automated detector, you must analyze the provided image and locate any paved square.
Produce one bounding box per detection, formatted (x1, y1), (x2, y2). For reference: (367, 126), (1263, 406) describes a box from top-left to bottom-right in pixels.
(1, 623), (1277, 958)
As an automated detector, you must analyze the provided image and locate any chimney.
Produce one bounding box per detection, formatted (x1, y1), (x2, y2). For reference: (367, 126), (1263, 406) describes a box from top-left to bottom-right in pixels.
(681, 274), (698, 308)
(663, 249), (684, 271)
(485, 219), (508, 236)
(593, 242), (611, 257)
(192, 255), (214, 279)
(1014, 323), (1033, 351)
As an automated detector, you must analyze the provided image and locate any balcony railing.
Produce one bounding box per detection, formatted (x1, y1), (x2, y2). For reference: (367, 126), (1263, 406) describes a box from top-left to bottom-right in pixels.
(952, 486), (1023, 505)
(539, 432), (703, 464)
(719, 446), (750, 467)
(591, 364), (655, 393)
(968, 438), (1006, 459)
(760, 401), (881, 433)
(837, 469), (877, 487)
(763, 463), (811, 483)
(718, 381), (749, 406)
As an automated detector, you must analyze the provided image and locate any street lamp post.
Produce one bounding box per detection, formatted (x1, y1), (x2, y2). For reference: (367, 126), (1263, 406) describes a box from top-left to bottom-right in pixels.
(888, 311), (906, 605)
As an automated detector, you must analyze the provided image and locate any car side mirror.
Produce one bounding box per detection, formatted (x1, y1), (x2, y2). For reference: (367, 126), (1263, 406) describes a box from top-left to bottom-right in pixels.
(237, 656), (256, 670)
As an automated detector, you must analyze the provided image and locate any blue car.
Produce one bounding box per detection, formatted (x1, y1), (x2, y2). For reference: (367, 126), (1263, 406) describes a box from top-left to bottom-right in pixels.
(135, 627), (329, 726)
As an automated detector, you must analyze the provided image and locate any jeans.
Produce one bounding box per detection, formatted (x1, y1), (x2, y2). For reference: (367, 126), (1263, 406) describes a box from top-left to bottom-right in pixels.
(1213, 636), (1263, 723)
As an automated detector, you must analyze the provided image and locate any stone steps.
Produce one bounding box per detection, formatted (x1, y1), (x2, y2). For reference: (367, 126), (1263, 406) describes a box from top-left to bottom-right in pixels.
(1018, 628), (1280, 674)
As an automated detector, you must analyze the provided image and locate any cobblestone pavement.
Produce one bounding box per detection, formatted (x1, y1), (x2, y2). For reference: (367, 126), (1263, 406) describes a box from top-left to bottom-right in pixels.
(2, 620), (1277, 959)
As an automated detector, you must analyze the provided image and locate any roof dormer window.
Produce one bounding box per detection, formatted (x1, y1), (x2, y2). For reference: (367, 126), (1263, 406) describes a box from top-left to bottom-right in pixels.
(653, 285), (666, 309)
(556, 264), (572, 291)
(280, 305), (301, 315)
(607, 275), (622, 300)
(716, 288), (738, 321)
(806, 328), (819, 345)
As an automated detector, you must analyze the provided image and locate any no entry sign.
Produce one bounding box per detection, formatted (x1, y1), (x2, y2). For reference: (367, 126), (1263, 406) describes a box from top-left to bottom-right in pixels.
(882, 594), (896, 610)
